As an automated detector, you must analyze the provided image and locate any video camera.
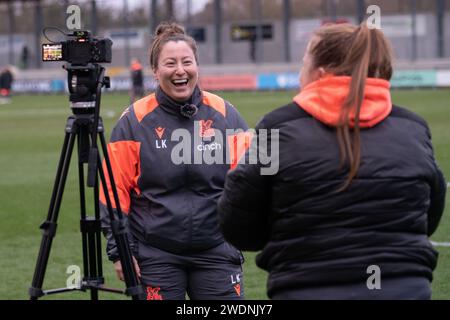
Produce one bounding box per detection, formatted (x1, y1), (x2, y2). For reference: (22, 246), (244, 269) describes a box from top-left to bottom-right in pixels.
(42, 30), (112, 65)
(41, 29), (112, 112)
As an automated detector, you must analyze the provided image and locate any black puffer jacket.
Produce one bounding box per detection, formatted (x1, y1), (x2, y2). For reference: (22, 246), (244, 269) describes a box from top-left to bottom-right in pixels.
(218, 98), (446, 297)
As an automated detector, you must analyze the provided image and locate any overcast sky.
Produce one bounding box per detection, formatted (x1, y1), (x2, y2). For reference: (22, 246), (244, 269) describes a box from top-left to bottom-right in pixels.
(100, 0), (208, 14)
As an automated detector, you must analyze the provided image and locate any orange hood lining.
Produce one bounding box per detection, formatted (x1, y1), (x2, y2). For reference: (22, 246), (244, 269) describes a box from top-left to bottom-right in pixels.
(293, 76), (392, 128)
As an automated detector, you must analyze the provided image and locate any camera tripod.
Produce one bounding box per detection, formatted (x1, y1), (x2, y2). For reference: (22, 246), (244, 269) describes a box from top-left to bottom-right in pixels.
(29, 65), (143, 300)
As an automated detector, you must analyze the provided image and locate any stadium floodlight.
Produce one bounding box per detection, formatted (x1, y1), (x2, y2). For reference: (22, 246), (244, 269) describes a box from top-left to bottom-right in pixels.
(28, 28), (144, 300)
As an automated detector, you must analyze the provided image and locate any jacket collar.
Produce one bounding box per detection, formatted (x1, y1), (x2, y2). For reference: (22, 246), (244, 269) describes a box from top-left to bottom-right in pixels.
(293, 76), (392, 128)
(156, 86), (203, 118)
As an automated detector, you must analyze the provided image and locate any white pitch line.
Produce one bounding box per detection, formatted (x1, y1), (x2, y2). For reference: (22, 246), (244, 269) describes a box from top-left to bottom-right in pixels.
(431, 241), (450, 247)
(447, 182), (450, 188)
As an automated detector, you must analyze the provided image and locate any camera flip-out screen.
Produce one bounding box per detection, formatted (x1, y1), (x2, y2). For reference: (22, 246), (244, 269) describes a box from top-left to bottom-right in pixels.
(42, 44), (63, 61)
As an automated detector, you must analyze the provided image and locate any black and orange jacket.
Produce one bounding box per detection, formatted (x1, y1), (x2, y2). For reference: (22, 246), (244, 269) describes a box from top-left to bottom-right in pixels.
(101, 86), (249, 261)
(218, 76), (446, 297)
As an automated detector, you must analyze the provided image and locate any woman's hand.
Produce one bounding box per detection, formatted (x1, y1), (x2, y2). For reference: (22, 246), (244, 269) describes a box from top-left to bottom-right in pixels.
(113, 256), (141, 281)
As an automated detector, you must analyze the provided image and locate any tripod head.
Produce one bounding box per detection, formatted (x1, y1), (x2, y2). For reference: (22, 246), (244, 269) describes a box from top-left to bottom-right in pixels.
(65, 63), (110, 113)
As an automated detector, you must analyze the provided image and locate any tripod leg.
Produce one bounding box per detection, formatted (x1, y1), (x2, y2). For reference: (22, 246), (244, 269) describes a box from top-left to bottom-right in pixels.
(29, 130), (77, 300)
(77, 135), (89, 285)
(77, 123), (118, 300)
(93, 173), (105, 289)
(77, 134), (101, 300)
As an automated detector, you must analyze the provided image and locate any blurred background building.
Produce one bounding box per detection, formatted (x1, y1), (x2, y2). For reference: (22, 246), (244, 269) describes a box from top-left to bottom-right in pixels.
(1, 0), (450, 92)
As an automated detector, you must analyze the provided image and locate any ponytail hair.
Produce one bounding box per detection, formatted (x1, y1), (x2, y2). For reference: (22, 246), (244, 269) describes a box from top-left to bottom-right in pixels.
(310, 22), (393, 190)
(149, 22), (199, 70)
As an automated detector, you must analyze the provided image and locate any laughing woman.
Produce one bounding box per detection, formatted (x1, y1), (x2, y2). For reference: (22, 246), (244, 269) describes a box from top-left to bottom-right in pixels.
(100, 22), (249, 300)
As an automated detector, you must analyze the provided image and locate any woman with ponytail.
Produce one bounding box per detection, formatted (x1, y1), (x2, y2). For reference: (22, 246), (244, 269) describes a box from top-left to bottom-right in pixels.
(101, 22), (248, 300)
(218, 22), (446, 299)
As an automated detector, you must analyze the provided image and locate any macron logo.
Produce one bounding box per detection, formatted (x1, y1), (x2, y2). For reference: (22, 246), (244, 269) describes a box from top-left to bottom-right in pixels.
(155, 127), (165, 139)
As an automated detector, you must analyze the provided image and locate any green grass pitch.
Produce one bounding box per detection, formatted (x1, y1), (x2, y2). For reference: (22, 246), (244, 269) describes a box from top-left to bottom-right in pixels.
(0, 89), (448, 299)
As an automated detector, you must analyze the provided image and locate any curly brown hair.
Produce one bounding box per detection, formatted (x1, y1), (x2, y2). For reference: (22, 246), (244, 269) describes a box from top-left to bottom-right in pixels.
(149, 22), (199, 71)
